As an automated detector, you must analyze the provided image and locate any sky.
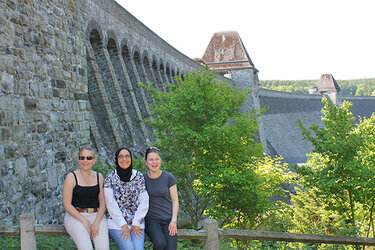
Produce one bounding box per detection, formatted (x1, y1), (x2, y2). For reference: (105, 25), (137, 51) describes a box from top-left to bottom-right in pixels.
(116, 0), (375, 80)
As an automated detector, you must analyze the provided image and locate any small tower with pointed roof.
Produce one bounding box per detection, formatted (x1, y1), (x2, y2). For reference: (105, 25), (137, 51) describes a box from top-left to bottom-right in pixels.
(202, 31), (259, 105)
(202, 31), (267, 152)
(309, 74), (341, 105)
(202, 31), (257, 75)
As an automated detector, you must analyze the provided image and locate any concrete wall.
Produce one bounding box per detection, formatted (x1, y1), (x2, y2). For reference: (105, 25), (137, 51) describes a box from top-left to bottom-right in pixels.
(344, 96), (375, 119)
(259, 89), (375, 164)
(259, 89), (324, 164)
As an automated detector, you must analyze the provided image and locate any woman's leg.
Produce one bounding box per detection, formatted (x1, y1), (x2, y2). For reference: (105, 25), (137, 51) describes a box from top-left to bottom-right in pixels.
(145, 217), (167, 250)
(109, 229), (135, 250)
(130, 229), (145, 250)
(161, 223), (177, 250)
(64, 212), (93, 250)
(89, 213), (109, 250)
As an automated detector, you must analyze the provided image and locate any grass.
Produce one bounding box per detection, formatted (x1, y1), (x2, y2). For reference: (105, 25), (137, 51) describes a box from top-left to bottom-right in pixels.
(0, 235), (77, 250)
(1, 236), (354, 249)
(0, 236), (237, 249)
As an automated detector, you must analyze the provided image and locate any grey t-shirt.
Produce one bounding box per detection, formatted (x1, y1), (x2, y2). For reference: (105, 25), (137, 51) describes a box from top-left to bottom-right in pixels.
(144, 171), (177, 221)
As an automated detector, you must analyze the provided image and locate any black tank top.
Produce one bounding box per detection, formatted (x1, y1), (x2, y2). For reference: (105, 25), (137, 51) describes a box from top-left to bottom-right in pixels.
(71, 171), (100, 208)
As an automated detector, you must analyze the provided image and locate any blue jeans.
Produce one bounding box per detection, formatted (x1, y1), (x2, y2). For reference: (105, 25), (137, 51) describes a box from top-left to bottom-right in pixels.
(145, 217), (177, 250)
(109, 228), (145, 250)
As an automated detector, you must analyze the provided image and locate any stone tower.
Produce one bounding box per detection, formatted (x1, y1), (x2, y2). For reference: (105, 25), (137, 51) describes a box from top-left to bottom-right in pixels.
(309, 74), (341, 105)
(202, 31), (267, 151)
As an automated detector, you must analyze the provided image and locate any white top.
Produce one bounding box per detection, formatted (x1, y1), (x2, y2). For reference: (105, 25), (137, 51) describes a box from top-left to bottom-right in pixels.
(104, 169), (149, 229)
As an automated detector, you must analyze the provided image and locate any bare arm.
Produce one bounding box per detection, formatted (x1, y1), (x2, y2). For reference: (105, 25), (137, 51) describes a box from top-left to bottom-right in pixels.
(168, 184), (179, 236)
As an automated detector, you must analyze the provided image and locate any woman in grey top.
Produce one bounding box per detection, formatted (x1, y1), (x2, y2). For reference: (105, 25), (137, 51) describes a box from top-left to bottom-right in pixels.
(144, 147), (179, 250)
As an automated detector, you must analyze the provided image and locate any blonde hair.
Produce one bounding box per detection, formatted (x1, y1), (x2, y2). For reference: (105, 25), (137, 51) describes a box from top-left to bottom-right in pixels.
(79, 146), (96, 157)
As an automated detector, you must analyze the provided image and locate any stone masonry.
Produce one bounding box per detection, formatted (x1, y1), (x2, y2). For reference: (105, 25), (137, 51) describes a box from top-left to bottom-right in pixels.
(0, 0), (201, 224)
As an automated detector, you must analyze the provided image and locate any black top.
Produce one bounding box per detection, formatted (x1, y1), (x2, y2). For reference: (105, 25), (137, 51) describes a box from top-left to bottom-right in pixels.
(71, 171), (100, 208)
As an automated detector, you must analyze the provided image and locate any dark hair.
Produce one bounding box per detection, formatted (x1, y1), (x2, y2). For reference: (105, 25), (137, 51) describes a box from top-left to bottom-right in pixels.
(145, 146), (161, 160)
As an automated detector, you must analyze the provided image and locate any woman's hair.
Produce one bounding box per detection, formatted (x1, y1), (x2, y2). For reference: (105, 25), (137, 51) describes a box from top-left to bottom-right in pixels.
(79, 146), (96, 157)
(144, 146), (161, 160)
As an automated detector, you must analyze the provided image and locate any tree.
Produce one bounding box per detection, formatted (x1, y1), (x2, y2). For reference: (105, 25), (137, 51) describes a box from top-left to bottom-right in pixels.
(259, 79), (375, 96)
(140, 67), (268, 228)
(290, 187), (352, 236)
(297, 97), (375, 236)
(355, 86), (365, 96)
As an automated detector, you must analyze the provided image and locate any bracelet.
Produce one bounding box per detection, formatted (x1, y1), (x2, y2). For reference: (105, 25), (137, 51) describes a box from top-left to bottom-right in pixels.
(171, 219), (177, 223)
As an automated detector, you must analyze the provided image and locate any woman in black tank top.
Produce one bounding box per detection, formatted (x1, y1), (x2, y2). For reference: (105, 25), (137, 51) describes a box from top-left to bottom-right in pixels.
(62, 147), (109, 249)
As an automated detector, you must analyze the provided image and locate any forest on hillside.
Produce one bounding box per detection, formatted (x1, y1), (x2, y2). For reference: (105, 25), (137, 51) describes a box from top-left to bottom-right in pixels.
(259, 78), (375, 96)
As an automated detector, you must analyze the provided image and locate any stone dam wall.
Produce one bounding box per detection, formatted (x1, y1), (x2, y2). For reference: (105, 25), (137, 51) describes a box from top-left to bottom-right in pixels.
(260, 90), (375, 164)
(0, 0), (201, 224)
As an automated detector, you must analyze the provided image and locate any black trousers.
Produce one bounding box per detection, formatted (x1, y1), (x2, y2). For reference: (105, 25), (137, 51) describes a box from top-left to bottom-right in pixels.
(145, 217), (177, 250)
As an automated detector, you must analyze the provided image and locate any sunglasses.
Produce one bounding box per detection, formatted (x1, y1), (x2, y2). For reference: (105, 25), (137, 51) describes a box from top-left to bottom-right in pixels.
(79, 156), (95, 161)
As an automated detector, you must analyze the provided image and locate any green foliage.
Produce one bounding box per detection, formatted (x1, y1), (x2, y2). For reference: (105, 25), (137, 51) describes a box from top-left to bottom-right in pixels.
(255, 155), (296, 203)
(260, 79), (316, 93)
(224, 155), (297, 249)
(260, 79), (375, 96)
(290, 187), (355, 236)
(254, 201), (295, 233)
(92, 157), (114, 176)
(297, 97), (375, 235)
(133, 158), (148, 172)
(0, 236), (19, 249)
(0, 236), (77, 250)
(223, 155), (297, 231)
(140, 67), (267, 228)
(9, 234), (349, 250)
(0, 237), (203, 250)
(36, 235), (77, 249)
(176, 239), (204, 249)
